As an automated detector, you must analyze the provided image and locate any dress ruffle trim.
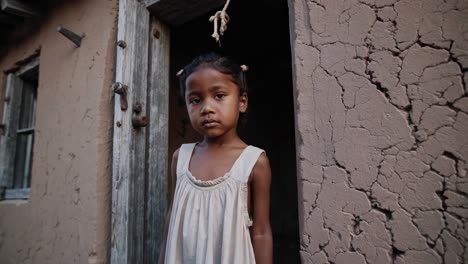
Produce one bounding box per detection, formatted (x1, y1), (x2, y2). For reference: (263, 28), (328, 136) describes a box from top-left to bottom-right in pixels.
(186, 171), (232, 187)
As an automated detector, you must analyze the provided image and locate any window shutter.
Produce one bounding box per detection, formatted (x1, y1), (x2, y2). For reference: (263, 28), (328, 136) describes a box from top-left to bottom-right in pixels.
(0, 73), (24, 189)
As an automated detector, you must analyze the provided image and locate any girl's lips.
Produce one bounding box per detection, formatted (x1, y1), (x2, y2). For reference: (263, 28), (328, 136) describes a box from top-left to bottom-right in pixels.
(202, 120), (219, 128)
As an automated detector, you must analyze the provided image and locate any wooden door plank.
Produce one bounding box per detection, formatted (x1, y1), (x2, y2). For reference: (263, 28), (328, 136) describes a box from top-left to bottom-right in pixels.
(145, 16), (170, 262)
(111, 0), (150, 263)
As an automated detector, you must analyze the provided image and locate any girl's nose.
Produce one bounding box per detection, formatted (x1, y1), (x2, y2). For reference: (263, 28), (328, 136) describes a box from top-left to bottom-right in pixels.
(200, 99), (215, 115)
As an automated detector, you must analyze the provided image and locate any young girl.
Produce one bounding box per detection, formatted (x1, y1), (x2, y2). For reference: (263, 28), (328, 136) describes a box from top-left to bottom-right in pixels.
(158, 53), (273, 264)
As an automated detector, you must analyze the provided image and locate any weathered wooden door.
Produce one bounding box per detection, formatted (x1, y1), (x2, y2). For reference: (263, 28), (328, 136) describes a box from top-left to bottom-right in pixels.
(111, 1), (223, 263)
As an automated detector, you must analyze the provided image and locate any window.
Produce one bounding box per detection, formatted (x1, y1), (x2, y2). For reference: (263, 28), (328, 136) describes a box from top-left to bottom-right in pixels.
(0, 58), (39, 200)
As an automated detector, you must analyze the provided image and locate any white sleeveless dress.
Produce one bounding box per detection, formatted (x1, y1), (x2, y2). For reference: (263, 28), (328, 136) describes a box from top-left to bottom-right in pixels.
(164, 143), (265, 264)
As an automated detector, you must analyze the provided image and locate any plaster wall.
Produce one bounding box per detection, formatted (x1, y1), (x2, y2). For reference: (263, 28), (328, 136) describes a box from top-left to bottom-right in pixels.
(289, 0), (468, 263)
(0, 0), (117, 263)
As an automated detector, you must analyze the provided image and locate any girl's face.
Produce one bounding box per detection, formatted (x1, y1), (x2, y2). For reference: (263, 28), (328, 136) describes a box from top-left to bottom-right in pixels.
(185, 67), (247, 139)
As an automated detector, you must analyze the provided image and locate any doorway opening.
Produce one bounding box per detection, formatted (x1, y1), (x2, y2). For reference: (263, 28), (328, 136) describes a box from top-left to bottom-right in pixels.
(167, 0), (299, 262)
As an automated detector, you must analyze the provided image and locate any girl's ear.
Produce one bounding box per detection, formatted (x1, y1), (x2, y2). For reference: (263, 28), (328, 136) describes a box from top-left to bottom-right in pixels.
(239, 92), (248, 113)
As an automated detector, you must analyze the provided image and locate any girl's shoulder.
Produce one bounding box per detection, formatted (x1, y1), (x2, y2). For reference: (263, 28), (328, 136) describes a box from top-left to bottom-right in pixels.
(176, 142), (198, 153)
(239, 145), (269, 178)
(253, 151), (269, 169)
(247, 144), (265, 152)
(179, 142), (198, 147)
(248, 147), (270, 184)
(246, 145), (268, 167)
(173, 143), (197, 160)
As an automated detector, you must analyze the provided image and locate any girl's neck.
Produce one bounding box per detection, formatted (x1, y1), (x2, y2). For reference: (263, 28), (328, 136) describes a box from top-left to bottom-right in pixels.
(201, 131), (245, 149)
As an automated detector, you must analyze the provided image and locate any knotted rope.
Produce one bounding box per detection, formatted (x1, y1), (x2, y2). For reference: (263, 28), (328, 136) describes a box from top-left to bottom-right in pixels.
(209, 0), (231, 44)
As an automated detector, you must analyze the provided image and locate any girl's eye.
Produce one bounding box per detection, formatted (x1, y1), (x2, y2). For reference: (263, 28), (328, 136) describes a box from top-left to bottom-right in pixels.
(189, 98), (201, 104)
(215, 93), (225, 99)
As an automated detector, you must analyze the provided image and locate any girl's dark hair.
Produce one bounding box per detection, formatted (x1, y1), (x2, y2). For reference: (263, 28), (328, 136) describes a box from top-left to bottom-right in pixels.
(176, 52), (248, 97)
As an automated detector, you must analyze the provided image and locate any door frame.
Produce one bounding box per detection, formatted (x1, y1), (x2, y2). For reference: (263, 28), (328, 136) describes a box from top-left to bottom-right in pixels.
(111, 1), (304, 263)
(111, 1), (225, 263)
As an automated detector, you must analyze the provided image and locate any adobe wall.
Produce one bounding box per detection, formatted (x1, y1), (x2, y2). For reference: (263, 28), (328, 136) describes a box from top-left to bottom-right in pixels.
(0, 0), (117, 263)
(289, 0), (467, 263)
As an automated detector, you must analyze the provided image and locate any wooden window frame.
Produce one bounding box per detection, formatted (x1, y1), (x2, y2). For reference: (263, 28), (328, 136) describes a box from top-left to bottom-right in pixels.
(0, 57), (39, 200)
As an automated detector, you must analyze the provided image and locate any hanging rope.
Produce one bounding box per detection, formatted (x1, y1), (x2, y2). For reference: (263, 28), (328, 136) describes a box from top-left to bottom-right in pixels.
(209, 0), (231, 44)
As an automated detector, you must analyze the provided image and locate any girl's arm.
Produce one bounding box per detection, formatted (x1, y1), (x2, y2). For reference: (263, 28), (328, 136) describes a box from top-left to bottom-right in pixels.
(250, 153), (273, 264)
(158, 148), (179, 264)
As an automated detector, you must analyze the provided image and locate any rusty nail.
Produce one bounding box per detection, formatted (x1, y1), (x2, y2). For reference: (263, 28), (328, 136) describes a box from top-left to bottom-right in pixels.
(117, 40), (127, 48)
(133, 102), (142, 114)
(152, 28), (160, 39)
(111, 82), (129, 111)
(132, 116), (148, 128)
(112, 82), (127, 94)
(116, 121), (122, 127)
(57, 25), (83, 47)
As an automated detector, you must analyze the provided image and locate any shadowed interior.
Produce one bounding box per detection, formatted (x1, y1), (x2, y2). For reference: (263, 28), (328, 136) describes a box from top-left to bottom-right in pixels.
(168, 0), (300, 262)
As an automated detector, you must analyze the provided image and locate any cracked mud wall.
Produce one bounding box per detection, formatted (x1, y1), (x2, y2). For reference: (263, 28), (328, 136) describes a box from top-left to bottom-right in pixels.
(288, 0), (468, 263)
(0, 0), (117, 263)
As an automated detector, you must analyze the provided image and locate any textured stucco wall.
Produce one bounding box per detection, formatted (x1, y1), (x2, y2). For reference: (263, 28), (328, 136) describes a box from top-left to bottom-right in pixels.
(0, 0), (117, 263)
(289, 0), (467, 263)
